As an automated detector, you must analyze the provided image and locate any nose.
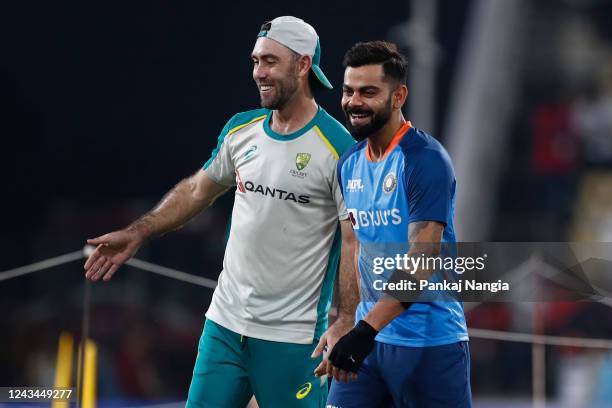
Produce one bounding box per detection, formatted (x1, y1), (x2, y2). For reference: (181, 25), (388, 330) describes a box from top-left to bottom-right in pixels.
(253, 64), (267, 81)
(345, 93), (364, 110)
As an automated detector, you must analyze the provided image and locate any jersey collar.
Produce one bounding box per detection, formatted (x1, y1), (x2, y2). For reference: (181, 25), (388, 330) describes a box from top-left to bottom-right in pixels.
(263, 106), (322, 141)
(365, 121), (412, 162)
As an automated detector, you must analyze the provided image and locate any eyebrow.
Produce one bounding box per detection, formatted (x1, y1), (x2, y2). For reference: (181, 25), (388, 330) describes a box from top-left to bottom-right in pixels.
(342, 85), (381, 92)
(251, 53), (280, 60)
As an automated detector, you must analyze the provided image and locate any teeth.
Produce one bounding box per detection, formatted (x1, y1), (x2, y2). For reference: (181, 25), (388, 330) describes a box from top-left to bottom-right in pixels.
(351, 113), (369, 119)
(261, 85), (272, 91)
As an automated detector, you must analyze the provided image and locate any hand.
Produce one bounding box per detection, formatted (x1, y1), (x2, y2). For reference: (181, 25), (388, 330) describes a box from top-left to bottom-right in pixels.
(84, 229), (144, 281)
(312, 317), (356, 382)
(327, 320), (377, 379)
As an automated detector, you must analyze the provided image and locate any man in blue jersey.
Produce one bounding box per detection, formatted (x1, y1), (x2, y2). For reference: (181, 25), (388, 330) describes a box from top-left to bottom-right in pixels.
(314, 41), (471, 407)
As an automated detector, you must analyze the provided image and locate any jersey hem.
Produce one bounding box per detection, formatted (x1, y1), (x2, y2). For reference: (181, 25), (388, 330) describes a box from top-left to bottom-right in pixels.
(205, 308), (316, 345)
(374, 333), (469, 348)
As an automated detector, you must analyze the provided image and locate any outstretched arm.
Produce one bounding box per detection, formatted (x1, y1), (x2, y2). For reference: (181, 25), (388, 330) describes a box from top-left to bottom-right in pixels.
(84, 169), (228, 281)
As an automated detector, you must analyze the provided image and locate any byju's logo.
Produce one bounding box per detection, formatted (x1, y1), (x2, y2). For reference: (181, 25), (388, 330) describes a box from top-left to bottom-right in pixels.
(347, 208), (402, 229)
(346, 179), (364, 193)
(348, 209), (359, 230)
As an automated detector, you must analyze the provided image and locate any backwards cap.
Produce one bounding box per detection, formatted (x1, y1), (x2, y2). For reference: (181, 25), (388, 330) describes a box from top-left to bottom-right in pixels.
(258, 16), (333, 90)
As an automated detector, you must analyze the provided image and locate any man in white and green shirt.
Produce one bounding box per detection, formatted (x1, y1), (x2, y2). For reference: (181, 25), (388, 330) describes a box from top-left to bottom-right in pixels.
(84, 16), (358, 407)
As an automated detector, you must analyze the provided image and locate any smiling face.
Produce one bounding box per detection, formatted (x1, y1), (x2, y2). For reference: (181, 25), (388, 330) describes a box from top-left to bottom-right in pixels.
(251, 37), (301, 110)
(341, 64), (397, 141)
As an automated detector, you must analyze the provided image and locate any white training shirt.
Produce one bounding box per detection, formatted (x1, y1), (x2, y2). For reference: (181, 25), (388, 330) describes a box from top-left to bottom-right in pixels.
(203, 106), (355, 344)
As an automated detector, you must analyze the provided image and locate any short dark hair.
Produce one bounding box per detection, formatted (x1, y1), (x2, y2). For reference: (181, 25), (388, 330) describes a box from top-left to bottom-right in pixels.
(343, 41), (408, 84)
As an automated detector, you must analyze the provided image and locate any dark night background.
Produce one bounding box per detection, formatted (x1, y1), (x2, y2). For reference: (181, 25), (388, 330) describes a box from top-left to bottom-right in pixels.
(1, 1), (469, 266)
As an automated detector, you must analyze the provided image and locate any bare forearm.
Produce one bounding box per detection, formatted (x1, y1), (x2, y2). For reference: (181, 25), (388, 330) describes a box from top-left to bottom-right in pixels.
(128, 175), (218, 240)
(337, 237), (359, 323)
(363, 299), (405, 331)
(365, 221), (444, 330)
(363, 247), (428, 330)
(406, 221), (442, 281)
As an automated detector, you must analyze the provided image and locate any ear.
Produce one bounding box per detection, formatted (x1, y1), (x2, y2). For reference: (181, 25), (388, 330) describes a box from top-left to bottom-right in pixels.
(393, 85), (408, 110)
(297, 55), (312, 78)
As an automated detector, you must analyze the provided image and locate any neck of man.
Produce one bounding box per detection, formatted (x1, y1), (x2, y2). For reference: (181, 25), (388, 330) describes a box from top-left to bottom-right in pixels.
(367, 110), (407, 162)
(270, 88), (318, 135)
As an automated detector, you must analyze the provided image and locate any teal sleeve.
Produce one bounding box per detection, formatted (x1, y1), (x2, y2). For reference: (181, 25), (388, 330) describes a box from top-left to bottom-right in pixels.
(203, 115), (237, 170)
(316, 110), (356, 157)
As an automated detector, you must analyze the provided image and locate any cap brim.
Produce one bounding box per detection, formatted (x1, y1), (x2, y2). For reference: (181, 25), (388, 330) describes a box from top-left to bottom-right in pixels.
(311, 65), (333, 90)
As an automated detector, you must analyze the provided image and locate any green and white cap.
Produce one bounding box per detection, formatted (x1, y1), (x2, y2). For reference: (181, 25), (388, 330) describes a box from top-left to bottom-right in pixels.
(258, 16), (333, 90)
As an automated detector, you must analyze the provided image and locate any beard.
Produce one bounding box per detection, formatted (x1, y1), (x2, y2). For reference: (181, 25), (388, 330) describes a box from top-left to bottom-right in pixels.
(258, 68), (299, 110)
(343, 96), (393, 141)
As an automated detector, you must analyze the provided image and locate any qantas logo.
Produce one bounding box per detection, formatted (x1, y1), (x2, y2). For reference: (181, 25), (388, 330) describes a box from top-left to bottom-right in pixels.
(241, 181), (310, 204)
(347, 208), (402, 229)
(236, 169), (246, 193)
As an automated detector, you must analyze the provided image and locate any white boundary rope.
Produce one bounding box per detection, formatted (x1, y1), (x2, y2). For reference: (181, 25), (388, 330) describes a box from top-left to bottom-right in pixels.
(0, 250), (85, 281)
(125, 258), (217, 289)
(469, 328), (612, 349)
(2, 246), (612, 350)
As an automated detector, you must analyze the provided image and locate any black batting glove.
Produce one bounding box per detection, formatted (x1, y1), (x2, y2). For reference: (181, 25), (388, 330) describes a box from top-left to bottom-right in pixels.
(328, 320), (378, 373)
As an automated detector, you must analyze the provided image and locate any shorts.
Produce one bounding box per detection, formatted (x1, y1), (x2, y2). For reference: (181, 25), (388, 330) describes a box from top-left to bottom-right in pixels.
(186, 318), (327, 408)
(326, 341), (471, 408)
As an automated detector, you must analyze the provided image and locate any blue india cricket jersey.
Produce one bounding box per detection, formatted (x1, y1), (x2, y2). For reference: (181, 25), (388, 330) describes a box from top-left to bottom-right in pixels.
(337, 121), (469, 347)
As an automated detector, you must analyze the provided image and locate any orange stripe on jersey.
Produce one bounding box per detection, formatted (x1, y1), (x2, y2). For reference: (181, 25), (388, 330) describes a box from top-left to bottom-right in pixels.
(365, 121), (412, 162)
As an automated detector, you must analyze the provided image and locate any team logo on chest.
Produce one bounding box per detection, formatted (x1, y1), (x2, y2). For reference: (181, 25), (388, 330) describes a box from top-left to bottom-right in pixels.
(295, 153), (311, 170)
(383, 172), (397, 193)
(290, 152), (311, 179)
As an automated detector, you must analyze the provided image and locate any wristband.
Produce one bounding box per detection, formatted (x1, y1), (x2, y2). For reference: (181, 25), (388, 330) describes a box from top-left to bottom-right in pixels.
(328, 320), (378, 373)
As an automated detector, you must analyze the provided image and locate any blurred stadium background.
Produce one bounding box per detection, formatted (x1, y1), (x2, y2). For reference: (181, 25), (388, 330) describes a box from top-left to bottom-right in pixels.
(2, 0), (612, 406)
